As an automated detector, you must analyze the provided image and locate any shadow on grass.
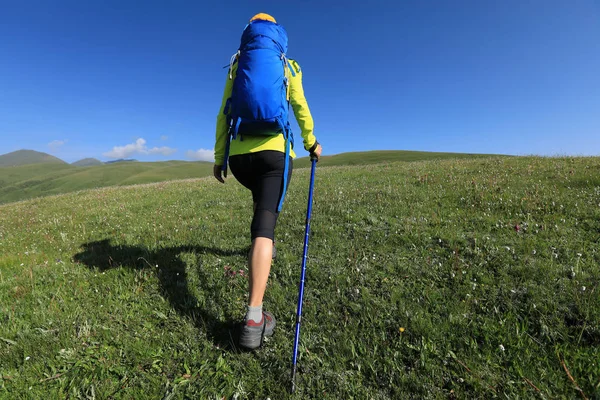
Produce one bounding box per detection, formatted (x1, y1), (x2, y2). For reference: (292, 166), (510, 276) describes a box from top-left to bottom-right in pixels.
(73, 239), (248, 352)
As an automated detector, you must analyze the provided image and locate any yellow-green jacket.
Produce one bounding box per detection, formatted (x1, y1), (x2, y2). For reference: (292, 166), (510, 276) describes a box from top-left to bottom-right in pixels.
(214, 59), (317, 165)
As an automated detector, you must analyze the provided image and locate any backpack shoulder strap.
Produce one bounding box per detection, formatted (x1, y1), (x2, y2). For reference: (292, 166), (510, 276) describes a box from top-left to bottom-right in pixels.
(288, 59), (301, 76)
(228, 51), (240, 80)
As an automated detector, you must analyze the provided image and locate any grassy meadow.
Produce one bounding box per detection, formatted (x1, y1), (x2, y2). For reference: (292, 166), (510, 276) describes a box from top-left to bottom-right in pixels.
(0, 150), (498, 205)
(0, 156), (599, 398)
(0, 161), (214, 205)
(293, 150), (501, 169)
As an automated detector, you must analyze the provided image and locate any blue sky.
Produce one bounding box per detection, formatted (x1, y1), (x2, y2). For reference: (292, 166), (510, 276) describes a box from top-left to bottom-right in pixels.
(0, 1), (599, 162)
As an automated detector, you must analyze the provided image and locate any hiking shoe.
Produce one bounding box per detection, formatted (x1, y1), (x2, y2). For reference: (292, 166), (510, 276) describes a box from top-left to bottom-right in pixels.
(239, 311), (276, 350)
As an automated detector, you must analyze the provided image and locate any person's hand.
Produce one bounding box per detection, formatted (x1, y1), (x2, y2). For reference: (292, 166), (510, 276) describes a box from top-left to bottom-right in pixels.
(311, 144), (322, 161)
(213, 164), (227, 183)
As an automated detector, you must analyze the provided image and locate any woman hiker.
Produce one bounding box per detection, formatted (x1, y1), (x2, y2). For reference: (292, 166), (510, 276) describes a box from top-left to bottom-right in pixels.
(213, 13), (322, 349)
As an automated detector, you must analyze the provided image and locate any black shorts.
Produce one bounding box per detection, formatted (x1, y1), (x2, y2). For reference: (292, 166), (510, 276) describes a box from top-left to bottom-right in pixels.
(229, 150), (293, 241)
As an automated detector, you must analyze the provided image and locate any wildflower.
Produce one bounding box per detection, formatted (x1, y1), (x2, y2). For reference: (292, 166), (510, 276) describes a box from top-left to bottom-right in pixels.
(399, 327), (405, 333)
(499, 344), (505, 352)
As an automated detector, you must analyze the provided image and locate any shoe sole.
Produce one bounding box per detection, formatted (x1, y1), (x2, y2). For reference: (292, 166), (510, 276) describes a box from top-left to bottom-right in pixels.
(239, 333), (262, 350)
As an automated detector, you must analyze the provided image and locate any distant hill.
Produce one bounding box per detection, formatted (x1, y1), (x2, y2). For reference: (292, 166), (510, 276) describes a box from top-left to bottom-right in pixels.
(0, 149), (506, 205)
(0, 160), (213, 205)
(105, 159), (137, 164)
(72, 158), (103, 167)
(0, 150), (67, 167)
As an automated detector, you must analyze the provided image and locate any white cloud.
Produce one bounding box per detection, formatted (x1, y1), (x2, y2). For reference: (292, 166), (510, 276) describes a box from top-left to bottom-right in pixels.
(48, 140), (67, 151)
(186, 148), (214, 162)
(103, 138), (177, 159)
(103, 138), (146, 158)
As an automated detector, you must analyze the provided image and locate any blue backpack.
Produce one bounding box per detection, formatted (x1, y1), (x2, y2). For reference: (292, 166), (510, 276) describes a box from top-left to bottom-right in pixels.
(223, 19), (296, 211)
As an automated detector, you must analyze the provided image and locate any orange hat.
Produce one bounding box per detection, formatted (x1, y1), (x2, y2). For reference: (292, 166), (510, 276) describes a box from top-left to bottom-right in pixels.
(249, 13), (276, 23)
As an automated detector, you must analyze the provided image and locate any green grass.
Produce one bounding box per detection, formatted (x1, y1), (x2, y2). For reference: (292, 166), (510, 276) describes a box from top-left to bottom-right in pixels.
(0, 150), (500, 205)
(294, 149), (504, 168)
(1, 156), (599, 398)
(0, 161), (213, 205)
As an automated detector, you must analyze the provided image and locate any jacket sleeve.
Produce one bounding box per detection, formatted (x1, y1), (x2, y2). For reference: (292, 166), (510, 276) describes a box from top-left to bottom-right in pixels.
(214, 68), (235, 165)
(288, 60), (317, 152)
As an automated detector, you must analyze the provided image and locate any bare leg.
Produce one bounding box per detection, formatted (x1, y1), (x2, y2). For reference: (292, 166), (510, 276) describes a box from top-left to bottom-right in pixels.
(248, 237), (273, 306)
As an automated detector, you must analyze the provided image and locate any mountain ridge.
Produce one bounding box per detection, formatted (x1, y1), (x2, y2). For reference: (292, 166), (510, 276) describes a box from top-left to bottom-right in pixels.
(0, 149), (67, 167)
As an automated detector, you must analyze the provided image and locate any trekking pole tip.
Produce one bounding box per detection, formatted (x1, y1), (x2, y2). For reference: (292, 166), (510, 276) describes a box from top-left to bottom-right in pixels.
(291, 374), (297, 393)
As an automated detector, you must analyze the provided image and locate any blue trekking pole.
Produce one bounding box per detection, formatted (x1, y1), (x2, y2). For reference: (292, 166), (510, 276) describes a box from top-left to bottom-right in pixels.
(291, 156), (317, 393)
